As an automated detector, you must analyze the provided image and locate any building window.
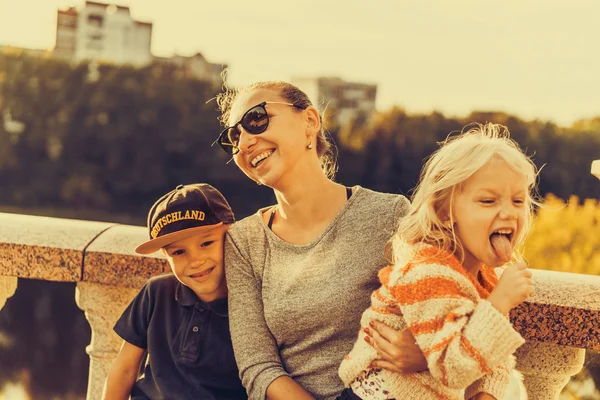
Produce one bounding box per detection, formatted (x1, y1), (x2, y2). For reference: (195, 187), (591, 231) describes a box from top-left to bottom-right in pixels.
(88, 14), (103, 27)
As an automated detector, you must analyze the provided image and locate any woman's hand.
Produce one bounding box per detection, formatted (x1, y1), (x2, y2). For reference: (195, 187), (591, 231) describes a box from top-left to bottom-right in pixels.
(364, 311), (428, 373)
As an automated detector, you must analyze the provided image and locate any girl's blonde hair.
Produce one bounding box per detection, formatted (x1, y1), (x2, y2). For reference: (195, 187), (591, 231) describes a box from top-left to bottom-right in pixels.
(393, 122), (540, 264)
(216, 80), (338, 179)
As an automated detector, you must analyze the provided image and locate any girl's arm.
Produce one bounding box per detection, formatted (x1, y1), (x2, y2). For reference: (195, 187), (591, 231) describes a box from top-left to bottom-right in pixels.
(465, 355), (514, 400)
(102, 341), (145, 400)
(391, 261), (524, 389)
(225, 234), (313, 400)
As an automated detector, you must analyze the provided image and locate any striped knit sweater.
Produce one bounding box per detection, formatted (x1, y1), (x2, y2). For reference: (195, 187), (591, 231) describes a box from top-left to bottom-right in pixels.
(338, 242), (525, 400)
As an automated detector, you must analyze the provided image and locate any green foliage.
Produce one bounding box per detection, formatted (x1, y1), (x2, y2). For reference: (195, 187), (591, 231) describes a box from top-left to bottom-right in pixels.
(0, 53), (253, 219)
(2, 52), (600, 223)
(524, 195), (600, 275)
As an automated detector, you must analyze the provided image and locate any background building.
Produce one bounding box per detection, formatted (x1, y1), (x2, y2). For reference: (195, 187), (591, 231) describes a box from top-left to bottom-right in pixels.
(53, 1), (224, 87)
(54, 1), (152, 66)
(152, 53), (226, 88)
(292, 76), (377, 128)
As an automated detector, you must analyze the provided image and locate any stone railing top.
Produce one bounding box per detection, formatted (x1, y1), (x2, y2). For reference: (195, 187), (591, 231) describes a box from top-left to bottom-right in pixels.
(0, 212), (114, 281)
(0, 212), (599, 350)
(510, 269), (600, 350)
(84, 224), (168, 288)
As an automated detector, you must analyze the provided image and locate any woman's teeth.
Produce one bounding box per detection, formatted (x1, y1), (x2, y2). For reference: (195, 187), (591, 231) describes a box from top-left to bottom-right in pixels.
(251, 150), (274, 167)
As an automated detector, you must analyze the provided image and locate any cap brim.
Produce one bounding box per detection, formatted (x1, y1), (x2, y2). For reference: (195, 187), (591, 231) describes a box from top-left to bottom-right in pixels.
(135, 222), (224, 255)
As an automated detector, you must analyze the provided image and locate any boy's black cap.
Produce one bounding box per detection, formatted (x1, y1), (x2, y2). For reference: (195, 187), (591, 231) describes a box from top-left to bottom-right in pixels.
(135, 183), (234, 255)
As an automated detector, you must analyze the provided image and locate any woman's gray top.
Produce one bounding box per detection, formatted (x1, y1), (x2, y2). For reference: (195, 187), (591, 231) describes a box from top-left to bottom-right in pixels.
(225, 186), (410, 400)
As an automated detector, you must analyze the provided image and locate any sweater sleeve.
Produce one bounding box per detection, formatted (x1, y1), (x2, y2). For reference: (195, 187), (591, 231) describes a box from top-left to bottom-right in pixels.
(465, 355), (515, 400)
(390, 262), (525, 390)
(225, 232), (288, 400)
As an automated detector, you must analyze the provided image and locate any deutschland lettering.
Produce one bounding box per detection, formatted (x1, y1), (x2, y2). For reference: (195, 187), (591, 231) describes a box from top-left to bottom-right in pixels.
(151, 210), (206, 238)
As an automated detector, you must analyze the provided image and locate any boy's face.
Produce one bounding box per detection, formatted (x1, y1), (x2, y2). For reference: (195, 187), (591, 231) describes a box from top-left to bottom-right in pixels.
(161, 224), (229, 302)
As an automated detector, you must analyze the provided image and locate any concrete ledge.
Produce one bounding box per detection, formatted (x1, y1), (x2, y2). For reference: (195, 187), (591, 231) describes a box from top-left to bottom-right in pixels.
(1, 212), (599, 353)
(0, 212), (113, 281)
(509, 269), (600, 350)
(84, 225), (168, 288)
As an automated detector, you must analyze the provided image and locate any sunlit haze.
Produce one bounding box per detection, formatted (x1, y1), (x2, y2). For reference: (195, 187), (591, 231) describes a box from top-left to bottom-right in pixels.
(1, 0), (599, 126)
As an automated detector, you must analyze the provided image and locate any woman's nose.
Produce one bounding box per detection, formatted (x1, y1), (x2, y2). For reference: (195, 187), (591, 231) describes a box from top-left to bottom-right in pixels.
(237, 127), (258, 153)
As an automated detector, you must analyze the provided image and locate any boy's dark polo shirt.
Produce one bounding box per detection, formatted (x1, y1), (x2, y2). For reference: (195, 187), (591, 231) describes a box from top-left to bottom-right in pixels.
(114, 274), (247, 400)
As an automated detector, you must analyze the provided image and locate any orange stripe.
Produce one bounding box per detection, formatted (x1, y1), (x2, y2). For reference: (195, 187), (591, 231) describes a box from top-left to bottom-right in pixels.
(460, 336), (491, 373)
(478, 265), (499, 296)
(389, 276), (470, 305)
(424, 333), (491, 375)
(373, 288), (396, 306)
(414, 247), (465, 275)
(439, 351), (448, 386)
(407, 374), (454, 400)
(378, 265), (393, 286)
(409, 312), (462, 336)
(369, 305), (398, 315)
(423, 334), (455, 357)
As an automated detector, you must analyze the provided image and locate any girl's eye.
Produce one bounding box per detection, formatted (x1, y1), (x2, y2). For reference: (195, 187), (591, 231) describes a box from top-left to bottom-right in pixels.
(513, 199), (525, 205)
(171, 249), (184, 256)
(200, 241), (214, 247)
(480, 199), (495, 204)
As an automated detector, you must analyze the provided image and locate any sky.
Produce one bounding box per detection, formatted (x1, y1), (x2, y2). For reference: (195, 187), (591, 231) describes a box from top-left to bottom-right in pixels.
(0, 0), (599, 127)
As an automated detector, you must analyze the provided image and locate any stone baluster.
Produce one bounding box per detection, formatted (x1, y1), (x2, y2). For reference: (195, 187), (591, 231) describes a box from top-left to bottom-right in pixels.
(515, 340), (585, 400)
(0, 276), (18, 310)
(75, 282), (138, 400)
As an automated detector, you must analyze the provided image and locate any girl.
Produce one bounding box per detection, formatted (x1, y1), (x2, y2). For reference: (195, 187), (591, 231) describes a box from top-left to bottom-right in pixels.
(339, 123), (536, 400)
(214, 81), (426, 400)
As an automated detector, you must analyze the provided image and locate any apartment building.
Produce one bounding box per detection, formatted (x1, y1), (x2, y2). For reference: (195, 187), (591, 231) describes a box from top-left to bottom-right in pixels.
(54, 1), (152, 66)
(292, 76), (377, 127)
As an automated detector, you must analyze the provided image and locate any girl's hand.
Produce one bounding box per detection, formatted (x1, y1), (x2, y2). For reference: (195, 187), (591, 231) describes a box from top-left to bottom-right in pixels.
(488, 262), (533, 314)
(364, 311), (427, 373)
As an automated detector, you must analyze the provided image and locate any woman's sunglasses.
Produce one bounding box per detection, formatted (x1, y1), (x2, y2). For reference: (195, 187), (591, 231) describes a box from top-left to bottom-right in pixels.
(213, 101), (306, 155)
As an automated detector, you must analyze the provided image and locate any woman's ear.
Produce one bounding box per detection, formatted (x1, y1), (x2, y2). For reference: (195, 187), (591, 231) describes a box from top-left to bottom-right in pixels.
(304, 105), (321, 136)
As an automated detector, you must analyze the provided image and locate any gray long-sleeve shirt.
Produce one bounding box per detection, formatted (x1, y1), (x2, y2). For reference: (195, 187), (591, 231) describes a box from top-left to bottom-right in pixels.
(225, 186), (410, 400)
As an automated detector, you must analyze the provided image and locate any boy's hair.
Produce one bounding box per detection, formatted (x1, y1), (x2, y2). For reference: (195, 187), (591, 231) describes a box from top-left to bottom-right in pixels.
(135, 183), (234, 255)
(393, 122), (539, 264)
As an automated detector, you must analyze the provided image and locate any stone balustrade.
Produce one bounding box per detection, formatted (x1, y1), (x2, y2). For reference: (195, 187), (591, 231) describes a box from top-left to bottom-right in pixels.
(1, 211), (599, 400)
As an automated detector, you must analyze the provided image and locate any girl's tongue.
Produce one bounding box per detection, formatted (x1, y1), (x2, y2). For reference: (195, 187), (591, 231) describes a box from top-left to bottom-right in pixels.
(490, 233), (512, 262)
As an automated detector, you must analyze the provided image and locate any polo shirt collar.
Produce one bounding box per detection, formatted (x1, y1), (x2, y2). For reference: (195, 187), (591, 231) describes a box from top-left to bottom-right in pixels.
(174, 282), (229, 318)
(175, 282), (199, 306)
(205, 297), (228, 318)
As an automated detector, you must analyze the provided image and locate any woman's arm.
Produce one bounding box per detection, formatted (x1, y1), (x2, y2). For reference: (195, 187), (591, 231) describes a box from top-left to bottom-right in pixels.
(266, 376), (315, 400)
(102, 341), (145, 400)
(225, 233), (313, 400)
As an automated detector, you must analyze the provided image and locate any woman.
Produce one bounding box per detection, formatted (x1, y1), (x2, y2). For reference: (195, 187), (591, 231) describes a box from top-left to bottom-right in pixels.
(214, 81), (425, 400)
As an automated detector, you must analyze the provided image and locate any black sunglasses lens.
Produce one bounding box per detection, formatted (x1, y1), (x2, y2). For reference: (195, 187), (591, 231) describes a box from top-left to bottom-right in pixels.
(218, 129), (239, 155)
(242, 105), (269, 134)
(226, 126), (241, 148)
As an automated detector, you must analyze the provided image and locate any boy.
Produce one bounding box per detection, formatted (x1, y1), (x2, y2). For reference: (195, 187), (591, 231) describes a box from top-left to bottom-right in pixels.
(102, 183), (247, 400)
